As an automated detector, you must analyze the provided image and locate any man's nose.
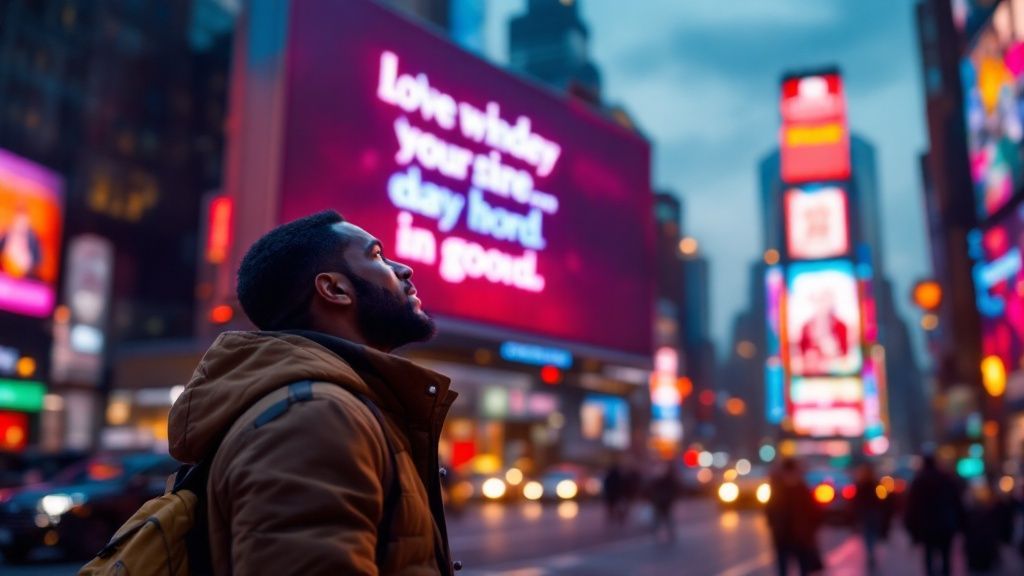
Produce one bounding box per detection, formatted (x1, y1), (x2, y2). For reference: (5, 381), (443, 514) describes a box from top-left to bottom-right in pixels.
(392, 260), (413, 279)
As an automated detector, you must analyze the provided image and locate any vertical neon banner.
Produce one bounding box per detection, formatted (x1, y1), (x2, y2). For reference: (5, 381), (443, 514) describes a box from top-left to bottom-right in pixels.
(766, 265), (786, 423)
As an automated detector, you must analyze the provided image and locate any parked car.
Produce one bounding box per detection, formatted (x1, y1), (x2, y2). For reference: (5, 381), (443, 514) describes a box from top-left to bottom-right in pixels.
(533, 464), (601, 502)
(0, 451), (180, 563)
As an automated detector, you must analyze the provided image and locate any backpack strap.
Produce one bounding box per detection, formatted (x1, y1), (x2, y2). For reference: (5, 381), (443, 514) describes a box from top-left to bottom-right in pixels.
(177, 380), (400, 572)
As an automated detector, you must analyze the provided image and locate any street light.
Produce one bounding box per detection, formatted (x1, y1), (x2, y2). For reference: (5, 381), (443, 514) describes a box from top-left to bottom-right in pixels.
(679, 237), (698, 257)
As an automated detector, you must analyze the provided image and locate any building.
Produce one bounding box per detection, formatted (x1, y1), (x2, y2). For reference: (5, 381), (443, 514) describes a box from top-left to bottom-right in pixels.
(916, 0), (1024, 472)
(508, 0), (603, 105)
(0, 0), (236, 452)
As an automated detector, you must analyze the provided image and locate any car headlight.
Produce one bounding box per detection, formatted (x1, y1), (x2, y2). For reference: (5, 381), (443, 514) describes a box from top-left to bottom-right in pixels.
(718, 482), (739, 503)
(523, 481), (544, 501)
(39, 493), (84, 517)
(756, 483), (771, 504)
(556, 479), (579, 500)
(481, 478), (507, 500)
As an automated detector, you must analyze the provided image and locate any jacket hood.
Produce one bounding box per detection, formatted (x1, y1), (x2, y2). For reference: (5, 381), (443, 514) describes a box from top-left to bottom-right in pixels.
(167, 331), (451, 464)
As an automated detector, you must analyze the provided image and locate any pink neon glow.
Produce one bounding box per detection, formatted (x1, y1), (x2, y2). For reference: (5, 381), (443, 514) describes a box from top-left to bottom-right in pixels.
(0, 276), (55, 318)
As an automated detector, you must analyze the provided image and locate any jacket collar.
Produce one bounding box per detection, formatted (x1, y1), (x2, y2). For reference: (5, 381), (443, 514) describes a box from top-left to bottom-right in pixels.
(284, 330), (455, 431)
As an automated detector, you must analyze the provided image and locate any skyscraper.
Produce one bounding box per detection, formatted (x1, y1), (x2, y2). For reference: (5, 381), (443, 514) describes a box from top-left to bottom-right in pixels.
(509, 0), (602, 104)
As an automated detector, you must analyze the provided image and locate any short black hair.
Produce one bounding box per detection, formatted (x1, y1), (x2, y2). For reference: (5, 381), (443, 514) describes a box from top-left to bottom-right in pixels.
(237, 210), (349, 330)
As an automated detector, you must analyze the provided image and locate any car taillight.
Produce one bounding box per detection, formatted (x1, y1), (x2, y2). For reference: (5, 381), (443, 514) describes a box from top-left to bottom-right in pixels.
(813, 484), (835, 504)
(841, 485), (856, 500)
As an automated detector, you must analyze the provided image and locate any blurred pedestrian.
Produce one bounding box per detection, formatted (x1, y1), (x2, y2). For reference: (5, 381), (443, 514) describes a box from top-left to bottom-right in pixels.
(603, 460), (627, 525)
(648, 464), (680, 543)
(963, 482), (1001, 573)
(167, 211), (459, 575)
(765, 458), (823, 576)
(852, 462), (885, 571)
(905, 455), (964, 576)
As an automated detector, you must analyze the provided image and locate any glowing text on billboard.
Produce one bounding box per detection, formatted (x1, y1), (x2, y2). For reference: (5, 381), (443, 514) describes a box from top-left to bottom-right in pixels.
(377, 51), (563, 293)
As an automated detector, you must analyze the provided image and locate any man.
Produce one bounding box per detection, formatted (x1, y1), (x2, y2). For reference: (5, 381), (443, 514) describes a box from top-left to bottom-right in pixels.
(905, 455), (964, 576)
(168, 210), (458, 575)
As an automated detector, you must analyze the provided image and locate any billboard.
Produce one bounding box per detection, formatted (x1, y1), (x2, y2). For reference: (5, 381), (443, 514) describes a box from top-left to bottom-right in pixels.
(580, 394), (631, 449)
(961, 0), (1024, 219)
(786, 260), (862, 376)
(790, 377), (865, 438)
(275, 0), (653, 356)
(785, 184), (850, 260)
(765, 266), (786, 423)
(974, 203), (1024, 372)
(0, 148), (63, 318)
(779, 72), (851, 184)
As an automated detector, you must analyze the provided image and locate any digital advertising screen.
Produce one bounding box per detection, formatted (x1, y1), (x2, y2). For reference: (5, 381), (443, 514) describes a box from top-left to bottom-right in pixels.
(974, 203), (1024, 373)
(785, 260), (863, 377)
(961, 0), (1024, 219)
(580, 394), (631, 450)
(0, 148), (63, 318)
(765, 266), (786, 423)
(784, 184), (850, 260)
(790, 376), (865, 438)
(779, 72), (851, 184)
(276, 0), (654, 356)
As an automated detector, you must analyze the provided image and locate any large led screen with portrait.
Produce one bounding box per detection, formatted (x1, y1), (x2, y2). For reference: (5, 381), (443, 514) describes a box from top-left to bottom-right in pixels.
(779, 72), (851, 184)
(0, 148), (63, 318)
(785, 260), (862, 377)
(785, 184), (850, 260)
(974, 203), (1024, 373)
(276, 0), (653, 356)
(961, 0), (1024, 219)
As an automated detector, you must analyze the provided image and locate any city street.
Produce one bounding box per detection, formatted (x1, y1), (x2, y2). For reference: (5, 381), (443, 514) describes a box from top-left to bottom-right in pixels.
(4, 499), (1023, 575)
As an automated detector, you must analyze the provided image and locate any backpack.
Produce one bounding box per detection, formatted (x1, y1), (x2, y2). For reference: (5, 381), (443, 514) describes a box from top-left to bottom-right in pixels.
(79, 380), (400, 575)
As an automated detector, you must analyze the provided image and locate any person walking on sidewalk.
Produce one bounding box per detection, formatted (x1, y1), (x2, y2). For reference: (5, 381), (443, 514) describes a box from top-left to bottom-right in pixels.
(852, 462), (886, 571)
(167, 210), (459, 575)
(905, 455), (964, 576)
(765, 458), (823, 576)
(649, 464), (681, 543)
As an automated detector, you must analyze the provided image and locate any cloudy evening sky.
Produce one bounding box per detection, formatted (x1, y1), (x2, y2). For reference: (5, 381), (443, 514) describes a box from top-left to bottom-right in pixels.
(484, 0), (931, 362)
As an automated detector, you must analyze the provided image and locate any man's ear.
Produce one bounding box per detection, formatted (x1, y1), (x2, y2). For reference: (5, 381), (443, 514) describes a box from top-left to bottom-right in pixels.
(314, 272), (354, 307)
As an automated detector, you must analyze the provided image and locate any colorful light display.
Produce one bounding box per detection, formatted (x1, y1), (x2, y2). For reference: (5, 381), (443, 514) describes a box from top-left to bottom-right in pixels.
(784, 184), (850, 260)
(275, 0), (653, 355)
(779, 72), (851, 183)
(961, 0), (1024, 219)
(785, 260), (863, 377)
(0, 148), (64, 318)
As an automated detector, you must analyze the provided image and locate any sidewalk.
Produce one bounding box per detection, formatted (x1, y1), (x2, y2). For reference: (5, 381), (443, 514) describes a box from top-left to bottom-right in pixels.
(822, 530), (1024, 576)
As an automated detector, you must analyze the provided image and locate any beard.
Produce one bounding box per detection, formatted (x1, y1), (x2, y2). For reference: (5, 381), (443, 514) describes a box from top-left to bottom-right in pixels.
(349, 274), (436, 351)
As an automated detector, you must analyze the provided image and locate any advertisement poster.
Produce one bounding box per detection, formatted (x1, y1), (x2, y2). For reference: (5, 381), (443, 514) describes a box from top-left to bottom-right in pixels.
(785, 184), (849, 260)
(277, 0), (654, 356)
(786, 260), (862, 376)
(975, 205), (1024, 375)
(961, 0), (1024, 219)
(779, 72), (851, 184)
(0, 148), (63, 318)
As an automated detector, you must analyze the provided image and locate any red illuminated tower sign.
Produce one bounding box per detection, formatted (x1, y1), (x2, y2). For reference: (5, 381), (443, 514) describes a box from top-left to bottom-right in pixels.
(780, 72), (851, 184)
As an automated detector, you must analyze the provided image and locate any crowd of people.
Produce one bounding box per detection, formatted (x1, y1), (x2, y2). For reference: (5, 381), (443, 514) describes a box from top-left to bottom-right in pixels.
(600, 454), (1024, 576)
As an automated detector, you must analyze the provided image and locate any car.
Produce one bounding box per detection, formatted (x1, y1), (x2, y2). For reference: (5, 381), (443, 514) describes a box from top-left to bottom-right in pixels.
(805, 468), (856, 524)
(0, 450), (89, 490)
(528, 464), (601, 502)
(716, 465), (771, 509)
(0, 451), (180, 563)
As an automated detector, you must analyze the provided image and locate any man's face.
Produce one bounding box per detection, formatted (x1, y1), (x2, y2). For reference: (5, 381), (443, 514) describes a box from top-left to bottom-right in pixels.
(333, 222), (435, 349)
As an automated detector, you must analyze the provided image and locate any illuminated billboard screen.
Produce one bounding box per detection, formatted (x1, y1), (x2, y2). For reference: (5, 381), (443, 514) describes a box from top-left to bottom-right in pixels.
(0, 148), (63, 318)
(974, 203), (1024, 372)
(790, 376), (865, 438)
(779, 72), (851, 184)
(277, 0), (653, 356)
(765, 266), (786, 423)
(786, 260), (862, 376)
(580, 394), (631, 449)
(785, 184), (850, 260)
(961, 0), (1024, 219)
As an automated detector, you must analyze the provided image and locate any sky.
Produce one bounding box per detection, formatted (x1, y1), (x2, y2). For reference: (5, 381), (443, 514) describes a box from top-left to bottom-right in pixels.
(483, 0), (931, 362)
